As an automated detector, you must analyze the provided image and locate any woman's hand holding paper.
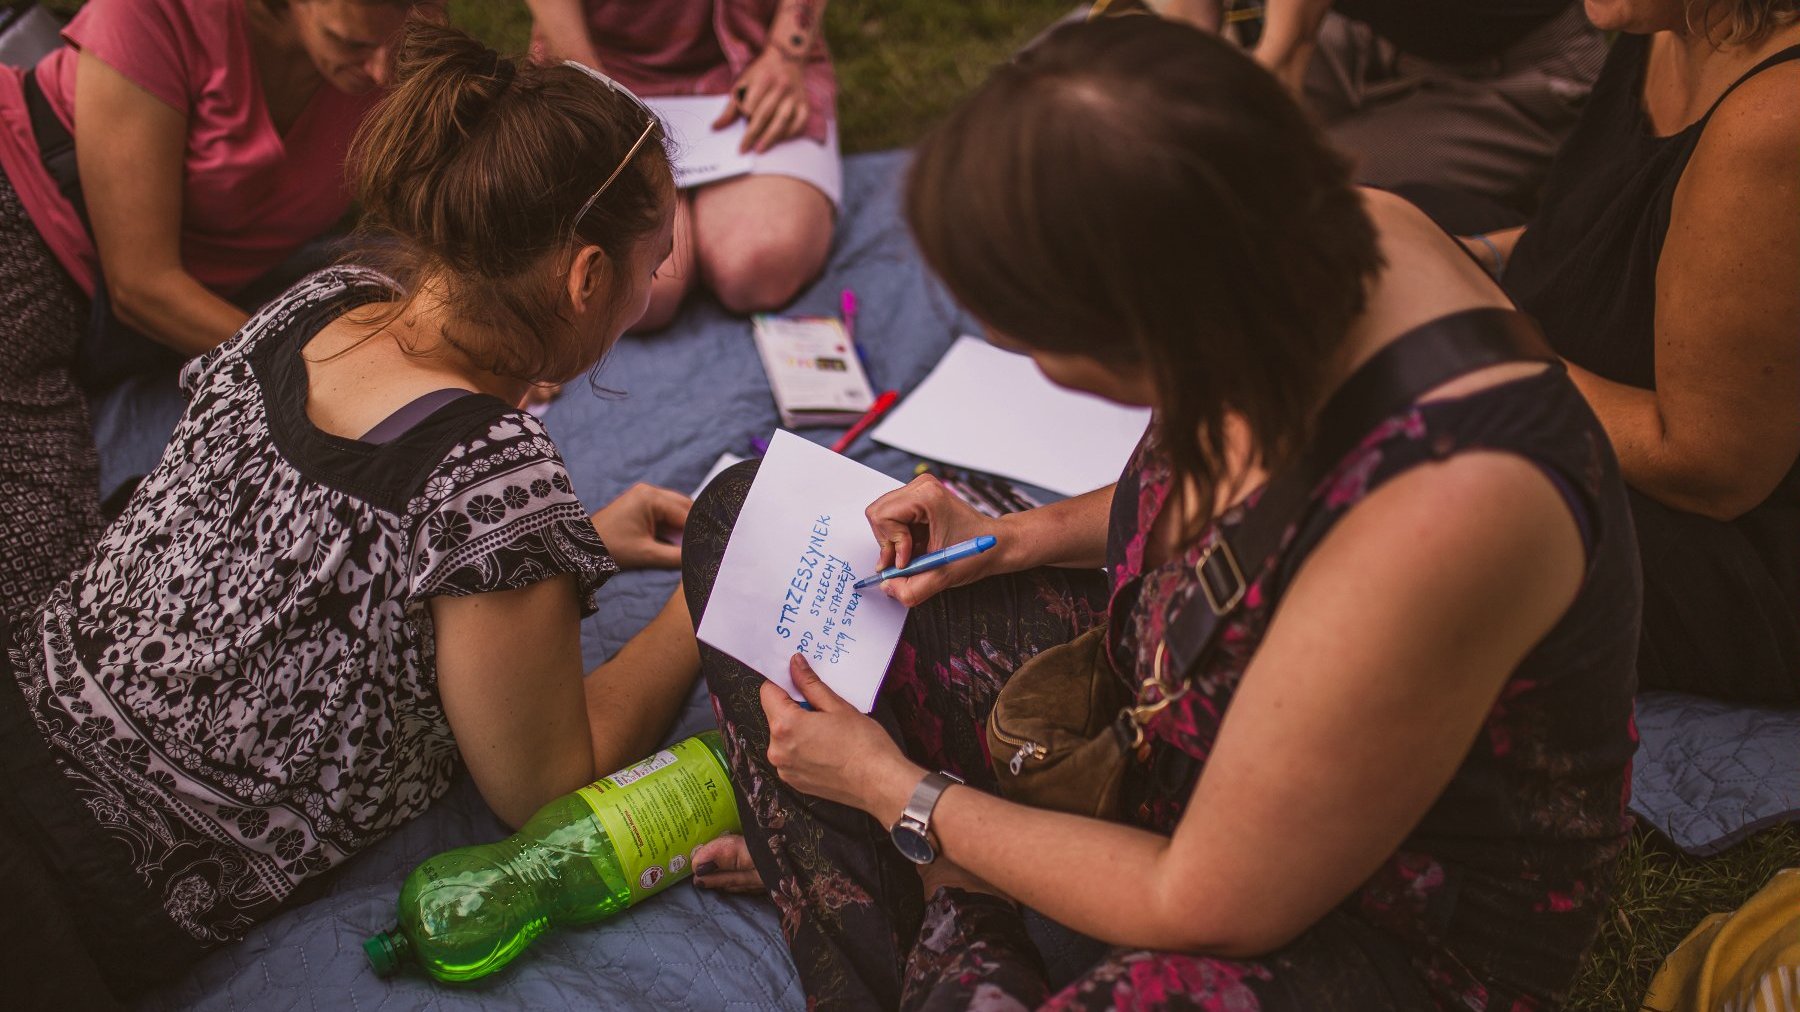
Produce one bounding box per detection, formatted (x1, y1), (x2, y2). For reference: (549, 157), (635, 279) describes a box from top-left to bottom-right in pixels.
(589, 483), (692, 570)
(761, 655), (922, 824)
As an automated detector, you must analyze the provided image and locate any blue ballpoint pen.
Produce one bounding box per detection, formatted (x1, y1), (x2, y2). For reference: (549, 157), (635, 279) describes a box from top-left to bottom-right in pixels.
(854, 535), (997, 590)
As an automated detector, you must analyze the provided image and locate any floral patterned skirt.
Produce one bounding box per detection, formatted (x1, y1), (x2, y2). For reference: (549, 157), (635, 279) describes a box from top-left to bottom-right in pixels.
(683, 463), (1431, 1011)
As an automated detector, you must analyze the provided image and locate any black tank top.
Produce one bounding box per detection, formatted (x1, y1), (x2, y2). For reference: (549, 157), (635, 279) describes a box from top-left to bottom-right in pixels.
(1505, 34), (1800, 556)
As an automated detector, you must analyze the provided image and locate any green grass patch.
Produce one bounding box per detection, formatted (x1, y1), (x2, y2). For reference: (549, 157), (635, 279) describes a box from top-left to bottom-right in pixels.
(1570, 823), (1800, 1009)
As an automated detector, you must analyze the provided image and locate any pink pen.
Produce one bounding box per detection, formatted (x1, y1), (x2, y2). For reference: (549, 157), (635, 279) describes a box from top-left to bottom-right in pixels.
(840, 288), (858, 339)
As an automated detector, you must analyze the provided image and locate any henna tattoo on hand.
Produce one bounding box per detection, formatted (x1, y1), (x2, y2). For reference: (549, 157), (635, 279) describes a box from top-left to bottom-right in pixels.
(771, 0), (820, 62)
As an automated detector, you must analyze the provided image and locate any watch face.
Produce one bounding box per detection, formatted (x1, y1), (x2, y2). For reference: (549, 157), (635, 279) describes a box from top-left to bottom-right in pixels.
(891, 823), (935, 865)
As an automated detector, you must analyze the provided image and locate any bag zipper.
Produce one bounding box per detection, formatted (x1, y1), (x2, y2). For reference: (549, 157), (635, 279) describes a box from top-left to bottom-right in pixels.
(988, 710), (1047, 775)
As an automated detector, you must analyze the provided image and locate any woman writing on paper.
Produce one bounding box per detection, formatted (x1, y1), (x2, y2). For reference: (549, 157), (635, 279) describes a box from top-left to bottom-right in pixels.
(680, 16), (1640, 1009)
(526, 0), (839, 330)
(0, 25), (700, 1004)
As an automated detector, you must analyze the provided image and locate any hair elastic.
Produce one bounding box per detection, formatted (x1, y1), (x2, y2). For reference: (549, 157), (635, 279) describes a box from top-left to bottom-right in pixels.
(490, 55), (516, 91)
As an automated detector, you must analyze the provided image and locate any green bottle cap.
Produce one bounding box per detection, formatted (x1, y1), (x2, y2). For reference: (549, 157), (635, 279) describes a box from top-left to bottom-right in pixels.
(364, 929), (406, 976)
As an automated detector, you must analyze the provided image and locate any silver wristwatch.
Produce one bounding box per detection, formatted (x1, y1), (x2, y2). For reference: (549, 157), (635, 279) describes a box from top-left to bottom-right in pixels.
(889, 770), (964, 865)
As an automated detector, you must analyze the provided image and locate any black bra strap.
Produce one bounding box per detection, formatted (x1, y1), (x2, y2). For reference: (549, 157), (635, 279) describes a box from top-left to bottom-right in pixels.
(1703, 42), (1800, 125)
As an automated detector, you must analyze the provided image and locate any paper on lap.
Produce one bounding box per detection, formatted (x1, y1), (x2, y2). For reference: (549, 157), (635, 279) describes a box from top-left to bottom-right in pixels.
(663, 453), (748, 550)
(871, 336), (1153, 497)
(695, 431), (907, 713)
(694, 452), (747, 498)
(644, 95), (753, 190)
(643, 95), (843, 204)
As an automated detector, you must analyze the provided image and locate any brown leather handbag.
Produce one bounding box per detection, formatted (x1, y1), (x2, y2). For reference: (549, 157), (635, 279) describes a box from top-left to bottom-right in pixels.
(984, 309), (1553, 820)
(985, 626), (1132, 819)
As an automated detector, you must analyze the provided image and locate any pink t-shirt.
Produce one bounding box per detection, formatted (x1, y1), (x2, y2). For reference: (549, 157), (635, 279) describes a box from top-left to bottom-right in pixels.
(0, 0), (381, 297)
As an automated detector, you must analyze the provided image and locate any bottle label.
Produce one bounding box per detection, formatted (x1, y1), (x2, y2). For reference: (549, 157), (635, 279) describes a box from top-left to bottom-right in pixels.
(576, 736), (743, 903)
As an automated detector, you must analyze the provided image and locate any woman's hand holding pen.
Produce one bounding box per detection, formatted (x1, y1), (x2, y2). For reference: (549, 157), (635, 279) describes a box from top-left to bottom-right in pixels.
(864, 475), (1021, 606)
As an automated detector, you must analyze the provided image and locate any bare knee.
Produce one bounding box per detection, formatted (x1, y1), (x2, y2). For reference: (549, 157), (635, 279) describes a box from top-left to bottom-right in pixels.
(631, 271), (690, 334)
(702, 225), (831, 315)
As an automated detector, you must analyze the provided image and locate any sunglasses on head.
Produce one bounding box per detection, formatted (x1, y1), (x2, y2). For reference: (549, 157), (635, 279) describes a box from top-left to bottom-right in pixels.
(562, 60), (659, 248)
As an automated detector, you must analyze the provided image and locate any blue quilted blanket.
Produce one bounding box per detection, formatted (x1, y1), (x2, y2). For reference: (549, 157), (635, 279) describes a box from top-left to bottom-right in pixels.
(1629, 691), (1800, 856)
(90, 151), (1800, 1010)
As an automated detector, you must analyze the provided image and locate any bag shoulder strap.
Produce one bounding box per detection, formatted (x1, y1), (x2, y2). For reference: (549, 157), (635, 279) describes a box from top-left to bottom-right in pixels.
(1159, 308), (1553, 681)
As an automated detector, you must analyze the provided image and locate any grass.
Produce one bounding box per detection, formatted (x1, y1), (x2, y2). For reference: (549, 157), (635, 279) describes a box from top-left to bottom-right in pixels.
(1570, 823), (1800, 1009)
(35, 1), (1800, 1007)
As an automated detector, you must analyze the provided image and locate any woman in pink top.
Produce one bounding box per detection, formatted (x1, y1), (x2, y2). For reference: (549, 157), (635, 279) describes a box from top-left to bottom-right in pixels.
(528, 0), (839, 330)
(0, 0), (426, 617)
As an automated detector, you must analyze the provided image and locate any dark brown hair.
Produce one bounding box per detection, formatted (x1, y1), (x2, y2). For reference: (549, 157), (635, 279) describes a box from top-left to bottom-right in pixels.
(345, 21), (672, 384)
(906, 16), (1383, 536)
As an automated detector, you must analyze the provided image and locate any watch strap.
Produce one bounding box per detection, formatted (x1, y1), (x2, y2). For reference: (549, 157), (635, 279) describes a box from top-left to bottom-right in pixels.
(899, 770), (963, 835)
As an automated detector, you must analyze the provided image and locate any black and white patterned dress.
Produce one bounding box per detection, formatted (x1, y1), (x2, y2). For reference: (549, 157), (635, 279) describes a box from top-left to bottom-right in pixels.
(4, 267), (617, 948)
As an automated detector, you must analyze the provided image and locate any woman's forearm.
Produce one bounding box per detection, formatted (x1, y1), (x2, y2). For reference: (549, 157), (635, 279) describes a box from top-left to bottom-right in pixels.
(864, 759), (1239, 954)
(992, 483), (1113, 573)
(524, 0), (605, 68)
(583, 587), (702, 774)
(1252, 0), (1332, 86)
(108, 266), (248, 356)
(1564, 360), (1772, 520)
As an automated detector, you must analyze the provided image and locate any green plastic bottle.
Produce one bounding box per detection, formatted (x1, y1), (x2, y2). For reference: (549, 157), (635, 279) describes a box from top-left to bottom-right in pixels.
(364, 731), (741, 982)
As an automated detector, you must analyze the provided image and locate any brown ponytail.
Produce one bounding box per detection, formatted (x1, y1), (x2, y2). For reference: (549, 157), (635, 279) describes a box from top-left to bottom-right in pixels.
(345, 21), (672, 384)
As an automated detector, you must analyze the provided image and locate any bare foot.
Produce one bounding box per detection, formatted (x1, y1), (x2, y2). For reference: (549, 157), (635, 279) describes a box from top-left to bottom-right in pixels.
(691, 834), (765, 893)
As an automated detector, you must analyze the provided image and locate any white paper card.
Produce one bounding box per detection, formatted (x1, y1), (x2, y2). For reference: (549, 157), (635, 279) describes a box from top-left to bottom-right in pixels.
(643, 94), (754, 190)
(871, 336), (1153, 497)
(694, 452), (748, 498)
(695, 431), (907, 712)
(664, 453), (750, 550)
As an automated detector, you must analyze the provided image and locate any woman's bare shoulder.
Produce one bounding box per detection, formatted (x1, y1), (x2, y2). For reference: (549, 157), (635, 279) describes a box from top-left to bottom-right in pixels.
(1354, 188), (1513, 345)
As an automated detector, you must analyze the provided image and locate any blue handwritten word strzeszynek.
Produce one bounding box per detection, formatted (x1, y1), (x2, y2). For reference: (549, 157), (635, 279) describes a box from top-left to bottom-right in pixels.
(775, 515), (832, 638)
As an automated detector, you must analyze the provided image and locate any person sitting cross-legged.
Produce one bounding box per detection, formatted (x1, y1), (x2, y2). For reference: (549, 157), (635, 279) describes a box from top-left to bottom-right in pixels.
(681, 16), (1642, 1011)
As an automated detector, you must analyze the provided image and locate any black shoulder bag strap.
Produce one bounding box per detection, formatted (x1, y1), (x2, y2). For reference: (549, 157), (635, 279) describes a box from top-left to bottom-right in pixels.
(1145, 308), (1555, 714)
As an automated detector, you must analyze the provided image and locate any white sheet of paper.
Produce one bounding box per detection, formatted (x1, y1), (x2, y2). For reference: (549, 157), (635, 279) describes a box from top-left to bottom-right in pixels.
(871, 336), (1153, 497)
(644, 94), (753, 190)
(664, 453), (750, 550)
(694, 452), (748, 498)
(695, 431), (907, 713)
